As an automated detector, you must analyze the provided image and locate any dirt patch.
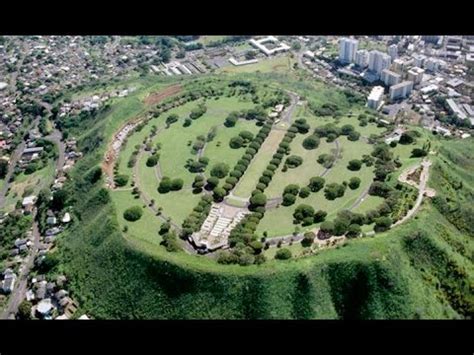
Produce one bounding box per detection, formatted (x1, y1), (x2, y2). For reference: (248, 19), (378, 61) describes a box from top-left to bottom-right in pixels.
(102, 115), (143, 188)
(144, 84), (182, 106)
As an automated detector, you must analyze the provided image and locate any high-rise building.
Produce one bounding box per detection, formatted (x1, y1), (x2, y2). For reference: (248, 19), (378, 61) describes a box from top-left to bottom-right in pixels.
(381, 69), (401, 86)
(407, 67), (425, 84)
(368, 50), (392, 75)
(388, 44), (398, 60)
(339, 38), (358, 64)
(367, 86), (384, 109)
(355, 49), (369, 68)
(389, 81), (414, 100)
(412, 53), (427, 68)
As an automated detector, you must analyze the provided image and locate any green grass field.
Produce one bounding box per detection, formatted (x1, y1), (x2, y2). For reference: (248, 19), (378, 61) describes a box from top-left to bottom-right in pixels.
(218, 55), (296, 74)
(232, 129), (286, 198)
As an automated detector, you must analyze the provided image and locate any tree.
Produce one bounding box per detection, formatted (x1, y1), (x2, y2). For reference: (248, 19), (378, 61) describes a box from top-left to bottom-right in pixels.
(170, 178), (184, 191)
(333, 217), (350, 236)
(347, 224), (361, 238)
(299, 187), (311, 198)
(229, 136), (245, 149)
(213, 187), (226, 202)
(165, 114), (179, 127)
(210, 162), (230, 179)
(146, 154), (160, 167)
(239, 130), (254, 142)
(399, 131), (418, 145)
(249, 240), (263, 254)
(348, 177), (361, 190)
(282, 193), (296, 206)
(348, 131), (361, 141)
(225, 112), (239, 127)
(340, 124), (355, 135)
(283, 184), (300, 196)
(123, 206), (143, 221)
(302, 231), (315, 247)
(293, 204), (315, 222)
(206, 176), (219, 189)
(302, 135), (320, 150)
(158, 177), (172, 193)
(50, 189), (68, 211)
(0, 159), (7, 179)
(374, 216), (392, 232)
(275, 248), (292, 260)
(308, 176), (325, 192)
(411, 148), (428, 158)
(324, 183), (346, 200)
(159, 222), (171, 235)
(285, 155), (303, 168)
(249, 192), (267, 208)
(114, 174), (129, 187)
(183, 118), (192, 127)
(17, 300), (32, 320)
(314, 210), (327, 223)
(347, 159), (362, 171)
(162, 230), (181, 252)
(320, 221), (335, 235)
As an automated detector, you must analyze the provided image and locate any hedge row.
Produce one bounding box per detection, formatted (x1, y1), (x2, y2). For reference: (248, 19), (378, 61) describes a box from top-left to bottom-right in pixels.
(181, 194), (214, 238)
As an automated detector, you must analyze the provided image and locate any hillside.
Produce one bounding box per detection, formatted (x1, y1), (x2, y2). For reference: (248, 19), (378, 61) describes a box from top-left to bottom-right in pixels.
(49, 75), (473, 319)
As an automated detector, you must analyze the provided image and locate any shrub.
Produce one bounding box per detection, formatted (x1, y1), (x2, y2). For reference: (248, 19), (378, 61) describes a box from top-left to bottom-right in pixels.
(210, 162), (230, 178)
(411, 148), (428, 158)
(114, 174), (129, 187)
(239, 130), (254, 142)
(170, 178), (184, 191)
(302, 232), (315, 247)
(299, 187), (311, 198)
(213, 187), (227, 202)
(146, 154), (160, 167)
(266, 164), (278, 171)
(285, 155), (303, 168)
(324, 183), (346, 200)
(165, 114), (179, 127)
(302, 135), (320, 150)
(284, 184), (300, 196)
(314, 210), (327, 223)
(293, 204), (315, 222)
(347, 159), (362, 171)
(256, 183), (267, 191)
(229, 136), (244, 149)
(374, 216), (392, 232)
(230, 170), (243, 178)
(308, 176), (325, 192)
(282, 193), (296, 206)
(123, 206), (143, 221)
(225, 177), (238, 186)
(250, 193), (267, 208)
(349, 177), (361, 190)
(158, 177), (172, 193)
(275, 248), (292, 260)
(320, 221), (335, 234)
(348, 131), (361, 141)
(206, 177), (219, 189)
(347, 224), (361, 238)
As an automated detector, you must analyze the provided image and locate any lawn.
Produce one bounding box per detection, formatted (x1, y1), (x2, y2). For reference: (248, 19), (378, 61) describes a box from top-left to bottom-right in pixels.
(111, 189), (163, 247)
(352, 195), (385, 213)
(202, 119), (260, 179)
(232, 129), (286, 198)
(136, 151), (202, 226)
(218, 55), (296, 74)
(257, 136), (375, 237)
(151, 97), (255, 187)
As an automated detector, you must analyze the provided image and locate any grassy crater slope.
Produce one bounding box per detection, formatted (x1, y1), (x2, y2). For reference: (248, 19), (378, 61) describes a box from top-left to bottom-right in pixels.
(54, 75), (472, 319)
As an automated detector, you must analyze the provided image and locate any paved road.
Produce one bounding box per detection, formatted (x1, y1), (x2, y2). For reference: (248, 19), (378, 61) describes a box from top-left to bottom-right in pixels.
(348, 186), (370, 211)
(1, 211), (41, 319)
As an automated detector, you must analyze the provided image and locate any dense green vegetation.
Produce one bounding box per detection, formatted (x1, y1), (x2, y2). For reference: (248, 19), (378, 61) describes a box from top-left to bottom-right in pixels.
(52, 73), (473, 319)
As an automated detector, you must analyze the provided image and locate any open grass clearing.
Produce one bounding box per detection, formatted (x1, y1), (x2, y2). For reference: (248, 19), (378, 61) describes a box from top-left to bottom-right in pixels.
(232, 129), (286, 198)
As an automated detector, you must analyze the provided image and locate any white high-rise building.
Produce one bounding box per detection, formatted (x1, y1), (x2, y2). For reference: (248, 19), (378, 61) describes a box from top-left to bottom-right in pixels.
(339, 38), (358, 64)
(388, 44), (398, 60)
(355, 49), (369, 68)
(368, 50), (392, 75)
(381, 69), (401, 86)
(367, 86), (384, 110)
(424, 57), (446, 72)
(389, 81), (414, 100)
(412, 53), (427, 68)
